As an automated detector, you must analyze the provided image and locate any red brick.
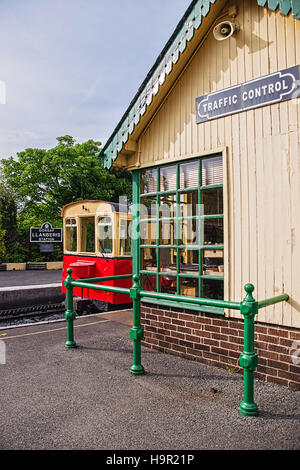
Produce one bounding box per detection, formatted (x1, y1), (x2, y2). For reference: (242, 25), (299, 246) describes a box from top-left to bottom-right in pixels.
(198, 330), (211, 339)
(268, 327), (289, 338)
(266, 376), (288, 387)
(202, 351), (220, 361)
(186, 347), (203, 357)
(288, 381), (300, 391)
(258, 333), (279, 344)
(228, 335), (243, 345)
(171, 344), (186, 353)
(278, 369), (300, 382)
(290, 330), (300, 340)
(147, 313), (159, 321)
(267, 359), (289, 371)
(212, 318), (228, 327)
(194, 316), (212, 325)
(203, 324), (220, 333)
(194, 343), (210, 352)
(186, 321), (201, 330)
(269, 343), (288, 355)
(211, 347), (229, 356)
(290, 364), (300, 375)
(280, 337), (293, 347)
(185, 334), (201, 343)
(177, 326), (194, 334)
(178, 313), (192, 321)
(172, 318), (186, 327)
(164, 310), (179, 319)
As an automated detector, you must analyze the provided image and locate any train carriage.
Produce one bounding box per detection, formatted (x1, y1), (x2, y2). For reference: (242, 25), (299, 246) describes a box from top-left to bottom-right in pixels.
(61, 200), (132, 311)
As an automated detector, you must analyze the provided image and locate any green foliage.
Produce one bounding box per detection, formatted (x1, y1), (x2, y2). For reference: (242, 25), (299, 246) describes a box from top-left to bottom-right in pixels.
(1, 135), (132, 219)
(0, 214), (6, 263)
(4, 241), (27, 263)
(0, 182), (18, 246)
(0, 136), (132, 263)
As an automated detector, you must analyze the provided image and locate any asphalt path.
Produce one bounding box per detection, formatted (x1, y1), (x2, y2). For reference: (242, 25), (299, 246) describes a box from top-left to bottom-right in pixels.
(0, 310), (299, 452)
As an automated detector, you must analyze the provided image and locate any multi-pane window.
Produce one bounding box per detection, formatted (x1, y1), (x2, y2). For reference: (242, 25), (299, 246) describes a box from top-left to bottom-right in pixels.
(98, 216), (113, 254)
(80, 216), (95, 253)
(138, 155), (224, 303)
(65, 218), (77, 252)
(119, 218), (132, 255)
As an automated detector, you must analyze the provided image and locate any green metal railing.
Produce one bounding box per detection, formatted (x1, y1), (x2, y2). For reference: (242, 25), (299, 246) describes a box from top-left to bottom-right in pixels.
(63, 268), (289, 416)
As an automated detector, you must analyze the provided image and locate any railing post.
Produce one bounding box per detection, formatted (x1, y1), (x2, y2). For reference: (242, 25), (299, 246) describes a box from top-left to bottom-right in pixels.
(64, 268), (77, 349)
(129, 274), (145, 375)
(239, 283), (259, 416)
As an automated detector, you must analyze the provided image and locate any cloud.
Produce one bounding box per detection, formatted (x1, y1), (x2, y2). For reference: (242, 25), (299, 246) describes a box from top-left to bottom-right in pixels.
(0, 0), (192, 159)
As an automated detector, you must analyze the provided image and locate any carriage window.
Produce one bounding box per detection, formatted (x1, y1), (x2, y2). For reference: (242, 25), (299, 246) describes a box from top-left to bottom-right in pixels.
(80, 216), (95, 253)
(65, 218), (77, 252)
(119, 218), (131, 255)
(98, 216), (113, 254)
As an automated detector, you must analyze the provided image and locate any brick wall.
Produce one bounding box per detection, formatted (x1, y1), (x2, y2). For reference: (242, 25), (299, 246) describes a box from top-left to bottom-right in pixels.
(141, 303), (300, 390)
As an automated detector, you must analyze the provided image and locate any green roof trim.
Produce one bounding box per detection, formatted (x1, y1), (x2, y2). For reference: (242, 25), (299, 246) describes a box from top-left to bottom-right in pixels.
(101, 0), (300, 169)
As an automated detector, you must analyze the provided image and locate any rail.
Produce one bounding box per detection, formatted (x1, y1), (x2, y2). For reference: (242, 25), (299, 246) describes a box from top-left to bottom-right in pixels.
(63, 268), (289, 417)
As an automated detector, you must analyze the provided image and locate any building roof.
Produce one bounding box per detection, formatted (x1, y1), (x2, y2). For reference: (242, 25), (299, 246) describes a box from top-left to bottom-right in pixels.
(100, 0), (300, 169)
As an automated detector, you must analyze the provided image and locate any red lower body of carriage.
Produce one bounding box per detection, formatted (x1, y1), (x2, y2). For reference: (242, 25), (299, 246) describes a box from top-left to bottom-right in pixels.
(62, 255), (132, 305)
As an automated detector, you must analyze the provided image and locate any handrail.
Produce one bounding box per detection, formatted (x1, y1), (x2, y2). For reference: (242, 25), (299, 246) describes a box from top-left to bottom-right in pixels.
(140, 289), (241, 310)
(73, 274), (132, 283)
(71, 280), (130, 296)
(257, 293), (289, 309)
(63, 269), (290, 417)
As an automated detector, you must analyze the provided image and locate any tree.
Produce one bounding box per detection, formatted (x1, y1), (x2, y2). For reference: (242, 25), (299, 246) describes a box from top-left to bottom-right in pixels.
(1, 136), (132, 225)
(0, 214), (6, 263)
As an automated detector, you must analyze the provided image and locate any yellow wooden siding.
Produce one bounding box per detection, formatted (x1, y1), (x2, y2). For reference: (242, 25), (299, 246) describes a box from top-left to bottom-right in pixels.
(133, 0), (300, 328)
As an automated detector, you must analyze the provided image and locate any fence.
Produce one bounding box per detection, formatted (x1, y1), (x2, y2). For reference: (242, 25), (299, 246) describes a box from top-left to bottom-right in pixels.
(63, 268), (289, 416)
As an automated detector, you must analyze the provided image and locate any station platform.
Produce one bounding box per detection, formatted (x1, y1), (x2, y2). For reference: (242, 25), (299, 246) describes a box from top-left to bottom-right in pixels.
(0, 269), (64, 311)
(0, 309), (299, 451)
(0, 269), (62, 288)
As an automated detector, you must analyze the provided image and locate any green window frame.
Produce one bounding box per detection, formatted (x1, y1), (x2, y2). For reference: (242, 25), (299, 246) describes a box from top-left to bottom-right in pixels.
(132, 154), (224, 315)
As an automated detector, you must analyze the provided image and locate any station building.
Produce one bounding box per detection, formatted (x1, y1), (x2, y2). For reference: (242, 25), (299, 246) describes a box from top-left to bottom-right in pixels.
(100, 0), (300, 388)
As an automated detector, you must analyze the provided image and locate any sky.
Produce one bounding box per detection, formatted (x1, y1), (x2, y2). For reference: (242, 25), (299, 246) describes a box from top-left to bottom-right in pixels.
(0, 0), (192, 159)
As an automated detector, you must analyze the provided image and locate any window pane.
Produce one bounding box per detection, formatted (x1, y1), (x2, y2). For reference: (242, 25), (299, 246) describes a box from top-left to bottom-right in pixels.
(203, 218), (223, 245)
(98, 216), (112, 254)
(141, 247), (157, 270)
(160, 219), (175, 245)
(141, 168), (157, 193)
(180, 161), (198, 188)
(119, 219), (131, 254)
(80, 217), (95, 253)
(202, 279), (224, 300)
(66, 218), (76, 227)
(140, 220), (157, 245)
(141, 273), (157, 291)
(202, 188), (223, 215)
(179, 218), (199, 245)
(179, 191), (198, 218)
(160, 275), (176, 294)
(160, 165), (176, 192)
(180, 277), (198, 297)
(65, 226), (77, 252)
(141, 196), (157, 219)
(179, 249), (199, 273)
(203, 250), (224, 275)
(201, 156), (223, 186)
(160, 194), (176, 218)
(160, 247), (177, 271)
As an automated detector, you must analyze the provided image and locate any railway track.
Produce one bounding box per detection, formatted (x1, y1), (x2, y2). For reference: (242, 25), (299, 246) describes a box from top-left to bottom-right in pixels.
(0, 302), (66, 327)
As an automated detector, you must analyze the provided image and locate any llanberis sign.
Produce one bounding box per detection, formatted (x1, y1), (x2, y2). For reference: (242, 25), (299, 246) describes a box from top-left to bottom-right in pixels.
(196, 65), (300, 124)
(30, 222), (62, 243)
